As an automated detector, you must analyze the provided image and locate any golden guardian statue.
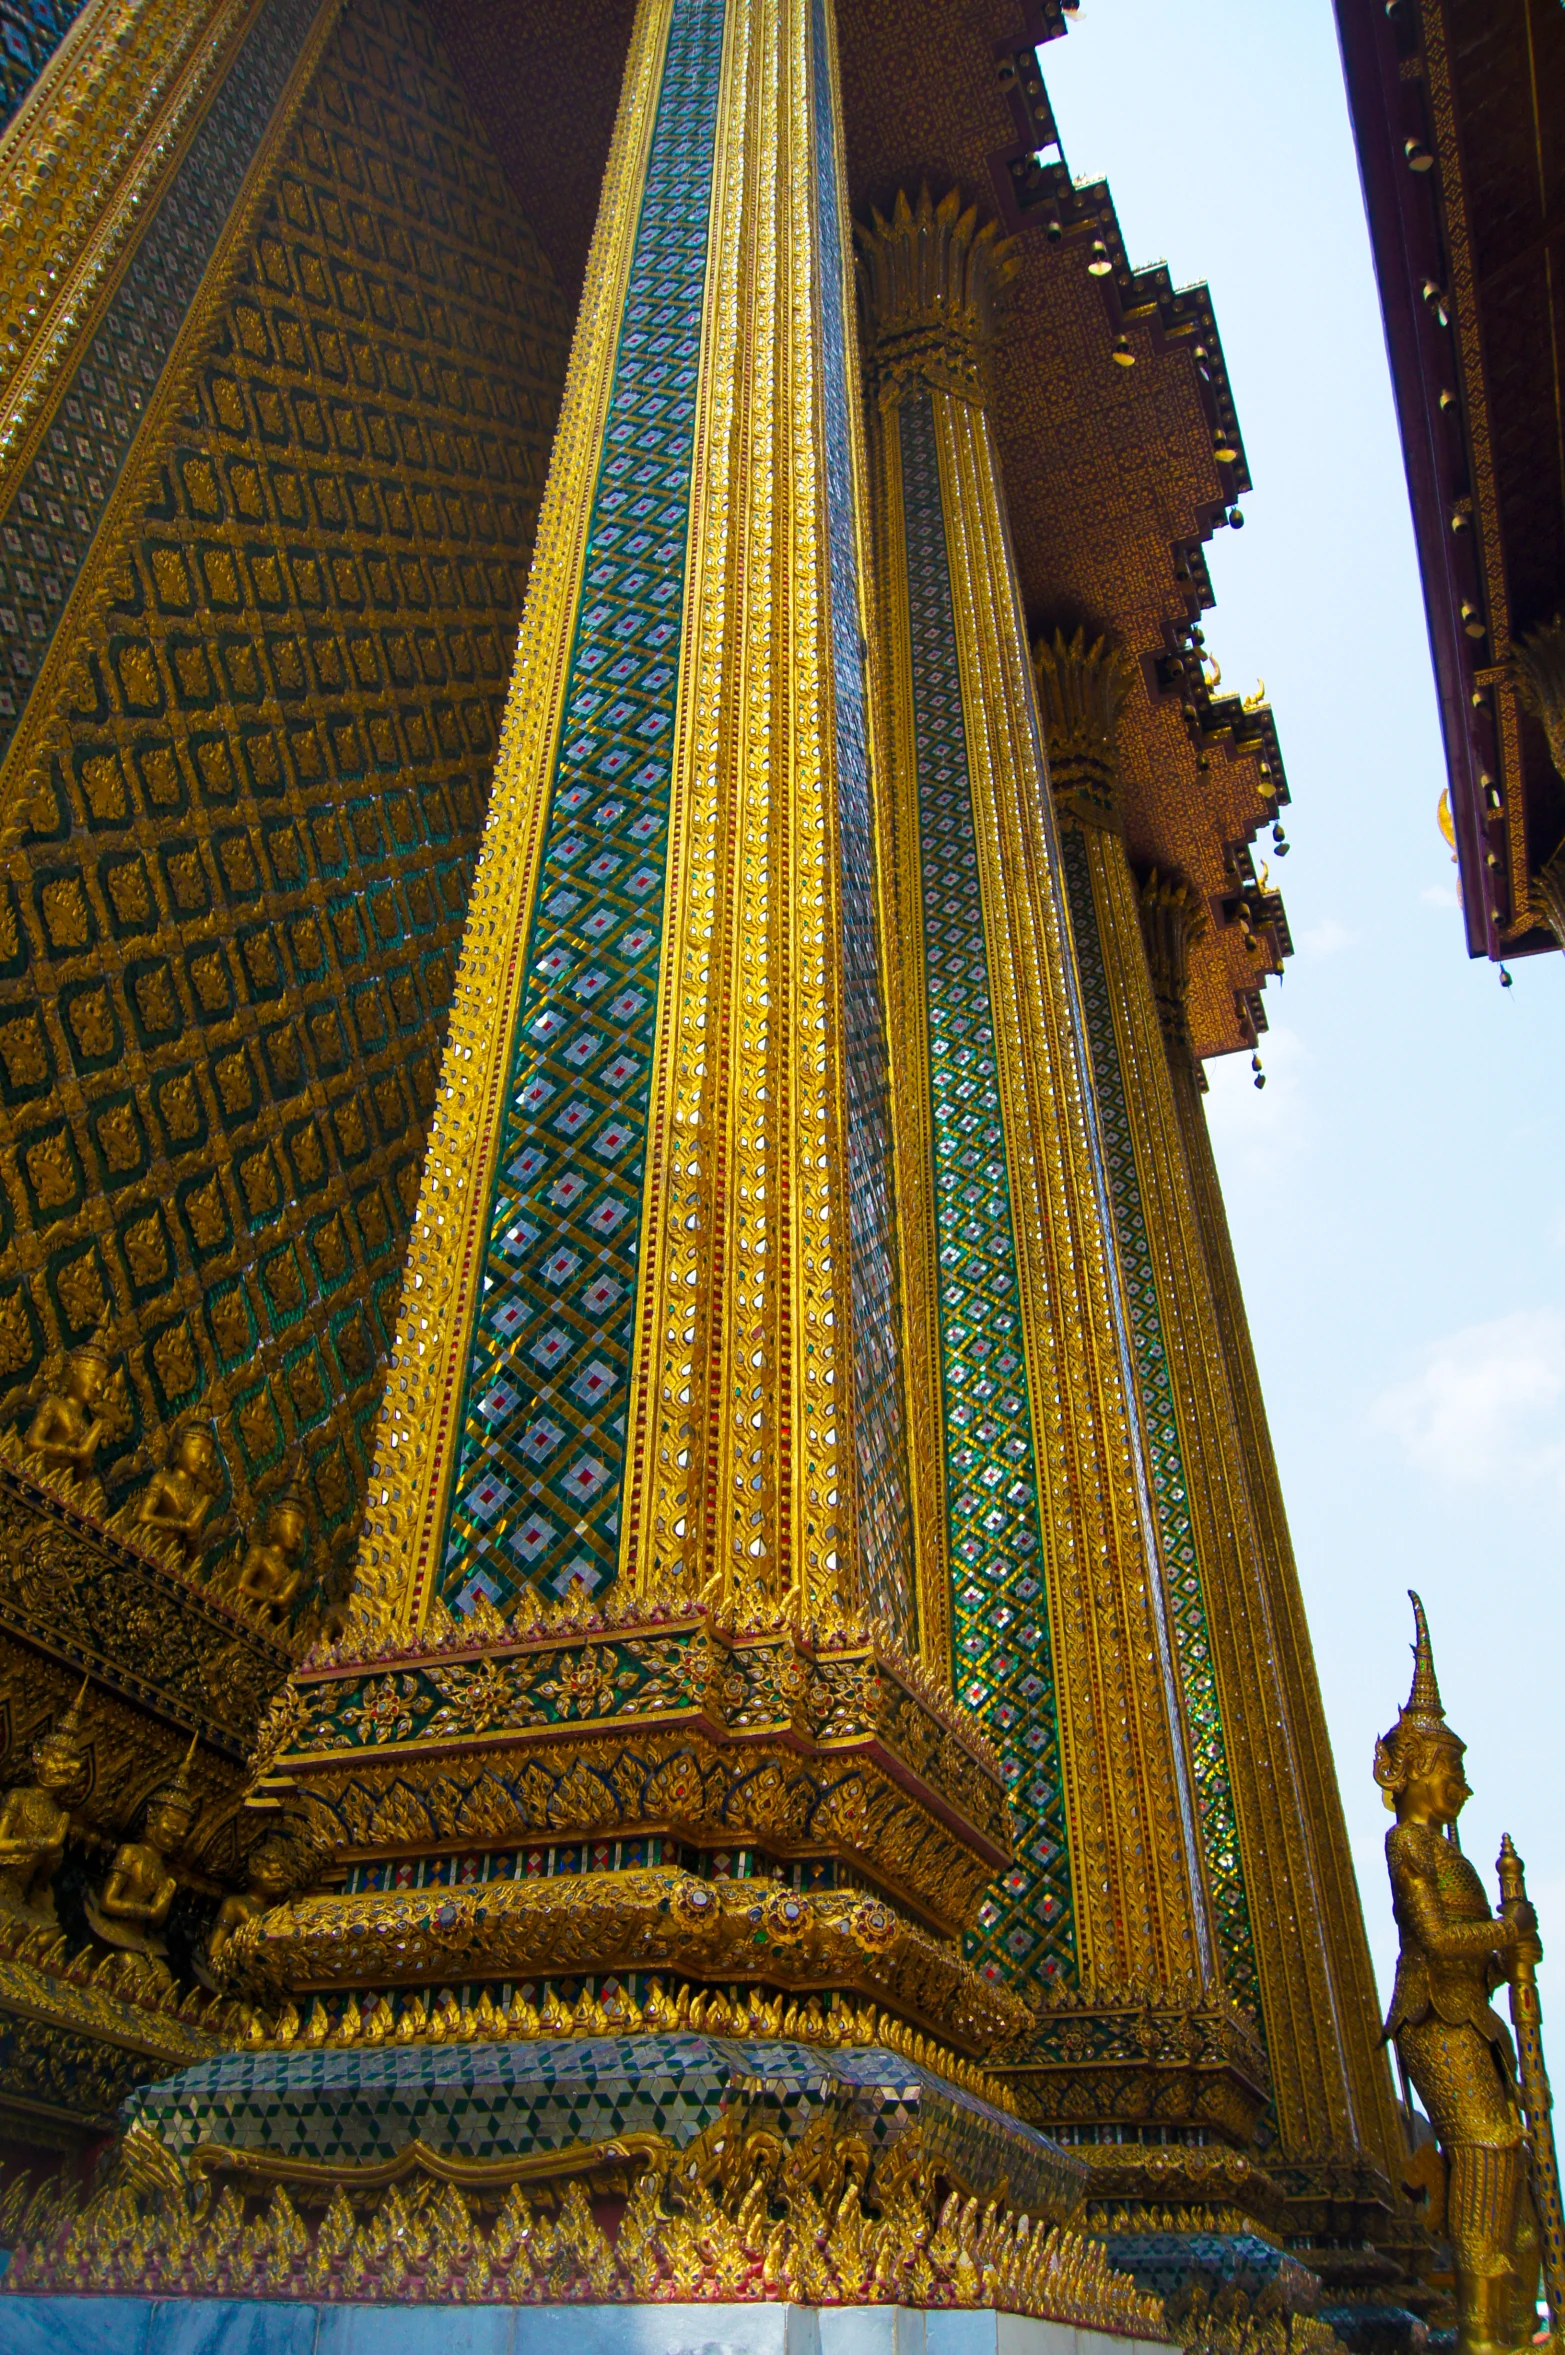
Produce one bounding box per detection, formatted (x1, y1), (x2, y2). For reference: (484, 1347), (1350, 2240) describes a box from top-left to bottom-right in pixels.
(1375, 1592), (1537, 2355)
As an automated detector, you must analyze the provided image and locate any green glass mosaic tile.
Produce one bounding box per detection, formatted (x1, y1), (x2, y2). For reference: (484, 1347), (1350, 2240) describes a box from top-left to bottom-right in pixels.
(437, 0), (725, 1613)
(1057, 823), (1260, 2023)
(897, 393), (1073, 1991)
(128, 2033), (1081, 2216)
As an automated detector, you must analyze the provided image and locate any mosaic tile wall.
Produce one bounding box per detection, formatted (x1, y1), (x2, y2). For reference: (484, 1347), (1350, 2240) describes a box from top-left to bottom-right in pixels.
(0, 0), (84, 129)
(435, 0), (725, 1615)
(1058, 823), (1260, 2020)
(809, 0), (913, 1654)
(897, 394), (1073, 1990)
(0, 0), (570, 1555)
(130, 2032), (1070, 2213)
(0, 0), (323, 750)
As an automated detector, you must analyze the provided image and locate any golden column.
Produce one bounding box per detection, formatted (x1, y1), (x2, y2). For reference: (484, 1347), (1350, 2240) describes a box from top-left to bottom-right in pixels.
(241, 8), (1021, 2041)
(1040, 633), (1407, 2203)
(858, 189), (1220, 2021)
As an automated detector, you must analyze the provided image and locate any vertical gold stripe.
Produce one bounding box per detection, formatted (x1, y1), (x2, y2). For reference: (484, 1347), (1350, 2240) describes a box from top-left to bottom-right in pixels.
(622, 0), (867, 1629)
(932, 388), (1211, 1991)
(356, 0), (677, 1634)
(868, 402), (949, 1677)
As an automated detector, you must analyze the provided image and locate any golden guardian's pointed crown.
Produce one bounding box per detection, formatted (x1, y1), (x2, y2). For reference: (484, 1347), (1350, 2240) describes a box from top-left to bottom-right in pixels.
(1373, 1588), (1464, 1804)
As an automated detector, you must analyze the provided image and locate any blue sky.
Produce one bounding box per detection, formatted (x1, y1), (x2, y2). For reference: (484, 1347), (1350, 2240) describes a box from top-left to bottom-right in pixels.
(1042, 1), (1565, 2027)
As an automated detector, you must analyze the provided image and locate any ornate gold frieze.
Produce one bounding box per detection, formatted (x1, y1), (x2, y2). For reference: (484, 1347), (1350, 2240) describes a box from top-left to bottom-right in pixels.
(0, 0), (570, 1599)
(217, 1869), (1029, 2057)
(856, 185), (1018, 411)
(0, 1908), (239, 2138)
(0, 1435), (288, 1759)
(7, 2111), (1167, 2333)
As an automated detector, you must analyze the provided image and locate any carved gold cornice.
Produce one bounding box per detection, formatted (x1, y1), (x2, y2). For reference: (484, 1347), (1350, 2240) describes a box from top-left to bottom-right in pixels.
(220, 1869), (1030, 2056)
(1033, 629), (1134, 833)
(856, 185), (1018, 410)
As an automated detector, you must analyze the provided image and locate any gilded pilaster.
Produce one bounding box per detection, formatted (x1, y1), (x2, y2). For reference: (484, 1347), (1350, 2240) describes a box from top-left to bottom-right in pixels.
(1044, 627), (1375, 2171)
(860, 189), (1215, 2003)
(1151, 911), (1408, 2207)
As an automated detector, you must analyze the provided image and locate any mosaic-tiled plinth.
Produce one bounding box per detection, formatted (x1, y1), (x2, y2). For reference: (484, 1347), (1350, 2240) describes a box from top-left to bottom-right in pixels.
(129, 2032), (1086, 2219)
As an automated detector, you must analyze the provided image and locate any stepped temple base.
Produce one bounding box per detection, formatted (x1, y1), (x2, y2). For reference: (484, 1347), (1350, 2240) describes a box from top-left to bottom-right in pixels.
(2, 2034), (1165, 2328)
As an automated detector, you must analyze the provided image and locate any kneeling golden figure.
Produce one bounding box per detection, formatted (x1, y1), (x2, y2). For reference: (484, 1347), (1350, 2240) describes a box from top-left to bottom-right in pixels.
(0, 1680), (88, 1920)
(1377, 1593), (1538, 2355)
(85, 1738), (200, 1969)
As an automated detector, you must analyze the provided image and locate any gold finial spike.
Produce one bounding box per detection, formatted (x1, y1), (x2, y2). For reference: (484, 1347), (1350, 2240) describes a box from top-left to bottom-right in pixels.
(56, 1674), (91, 1738)
(1406, 1589), (1444, 1722)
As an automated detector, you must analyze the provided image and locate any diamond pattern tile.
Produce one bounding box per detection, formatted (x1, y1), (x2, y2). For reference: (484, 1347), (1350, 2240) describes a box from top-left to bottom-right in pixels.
(898, 393), (1073, 1991)
(437, 0), (725, 1611)
(128, 2033), (1077, 2216)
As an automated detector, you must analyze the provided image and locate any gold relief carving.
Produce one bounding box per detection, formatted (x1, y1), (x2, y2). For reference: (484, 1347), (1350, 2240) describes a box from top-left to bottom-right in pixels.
(8, 2113), (1165, 2335)
(856, 184), (1019, 411)
(0, 1677), (88, 1920)
(1031, 628), (1133, 833)
(83, 1737), (201, 1966)
(0, 0), (570, 1584)
(218, 1867), (1028, 2056)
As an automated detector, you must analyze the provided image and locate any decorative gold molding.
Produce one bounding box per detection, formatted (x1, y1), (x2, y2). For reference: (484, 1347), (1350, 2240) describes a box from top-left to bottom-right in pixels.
(1032, 629), (1133, 833)
(856, 185), (1018, 411)
(219, 1869), (1029, 2056)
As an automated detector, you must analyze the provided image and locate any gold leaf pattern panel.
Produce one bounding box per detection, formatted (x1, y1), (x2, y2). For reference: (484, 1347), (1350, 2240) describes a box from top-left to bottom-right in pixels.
(0, 0), (571, 1572)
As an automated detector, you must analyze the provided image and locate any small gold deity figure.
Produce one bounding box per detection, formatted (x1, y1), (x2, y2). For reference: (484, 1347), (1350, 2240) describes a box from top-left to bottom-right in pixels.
(133, 1422), (221, 1559)
(235, 1480), (309, 1616)
(24, 1329), (113, 1486)
(1376, 1592), (1538, 2355)
(84, 1736), (200, 1967)
(0, 1679), (88, 1921)
(203, 1837), (292, 1978)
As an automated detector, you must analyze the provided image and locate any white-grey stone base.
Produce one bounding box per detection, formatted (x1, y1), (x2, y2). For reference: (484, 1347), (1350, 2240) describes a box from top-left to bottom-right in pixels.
(0, 2300), (1176, 2355)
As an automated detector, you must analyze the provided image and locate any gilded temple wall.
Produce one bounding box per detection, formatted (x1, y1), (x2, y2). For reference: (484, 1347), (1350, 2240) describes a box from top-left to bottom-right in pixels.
(0, 0), (570, 1574)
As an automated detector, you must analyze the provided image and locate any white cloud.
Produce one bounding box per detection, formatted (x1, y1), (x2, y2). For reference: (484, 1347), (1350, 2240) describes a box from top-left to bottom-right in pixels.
(1421, 882), (1459, 909)
(1298, 916), (1354, 956)
(1371, 1309), (1565, 1486)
